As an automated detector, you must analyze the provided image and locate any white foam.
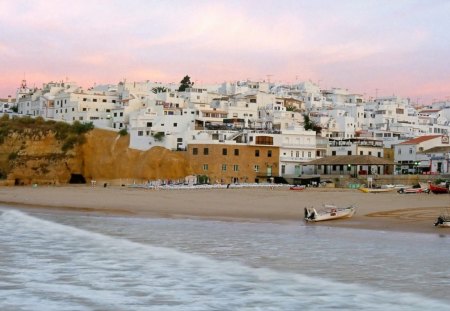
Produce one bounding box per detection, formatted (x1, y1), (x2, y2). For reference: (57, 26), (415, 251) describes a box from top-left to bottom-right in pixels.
(0, 209), (449, 310)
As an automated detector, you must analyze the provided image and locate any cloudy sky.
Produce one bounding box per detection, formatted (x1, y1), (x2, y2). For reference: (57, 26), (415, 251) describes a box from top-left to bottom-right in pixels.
(0, 0), (449, 104)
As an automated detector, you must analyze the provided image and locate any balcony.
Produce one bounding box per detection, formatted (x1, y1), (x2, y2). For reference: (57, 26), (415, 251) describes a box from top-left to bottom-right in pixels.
(280, 156), (313, 162)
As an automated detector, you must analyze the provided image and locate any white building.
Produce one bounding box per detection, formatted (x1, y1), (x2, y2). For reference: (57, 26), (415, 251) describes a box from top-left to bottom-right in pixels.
(393, 135), (447, 174)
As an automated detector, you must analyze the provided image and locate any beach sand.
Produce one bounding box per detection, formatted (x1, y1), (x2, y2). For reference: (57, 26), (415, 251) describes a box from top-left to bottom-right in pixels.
(0, 185), (449, 234)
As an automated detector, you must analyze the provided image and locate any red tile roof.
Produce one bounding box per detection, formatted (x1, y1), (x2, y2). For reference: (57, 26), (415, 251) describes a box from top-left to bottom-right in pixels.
(399, 135), (441, 145)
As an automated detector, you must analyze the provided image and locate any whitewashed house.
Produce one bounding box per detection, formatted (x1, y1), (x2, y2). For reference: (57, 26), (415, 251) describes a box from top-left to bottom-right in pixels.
(393, 135), (446, 174)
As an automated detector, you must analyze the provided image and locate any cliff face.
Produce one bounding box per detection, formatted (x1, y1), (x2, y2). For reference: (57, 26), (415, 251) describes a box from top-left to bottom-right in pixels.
(0, 129), (193, 185)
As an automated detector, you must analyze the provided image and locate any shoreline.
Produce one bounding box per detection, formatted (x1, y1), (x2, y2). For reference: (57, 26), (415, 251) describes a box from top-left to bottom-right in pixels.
(0, 185), (449, 235)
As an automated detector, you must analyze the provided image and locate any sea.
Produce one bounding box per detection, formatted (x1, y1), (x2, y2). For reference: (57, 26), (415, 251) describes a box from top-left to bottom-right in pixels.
(1, 206), (449, 311)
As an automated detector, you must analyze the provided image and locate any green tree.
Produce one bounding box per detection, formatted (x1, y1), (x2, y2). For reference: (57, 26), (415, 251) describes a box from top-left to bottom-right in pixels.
(178, 75), (194, 92)
(152, 86), (167, 94)
(303, 114), (322, 133)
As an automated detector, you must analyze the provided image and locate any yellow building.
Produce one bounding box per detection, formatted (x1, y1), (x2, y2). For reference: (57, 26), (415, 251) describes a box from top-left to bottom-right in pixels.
(186, 143), (279, 184)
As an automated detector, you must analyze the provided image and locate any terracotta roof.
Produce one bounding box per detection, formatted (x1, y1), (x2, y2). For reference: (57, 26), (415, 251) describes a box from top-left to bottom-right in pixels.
(305, 155), (394, 166)
(419, 146), (450, 154)
(399, 135), (441, 145)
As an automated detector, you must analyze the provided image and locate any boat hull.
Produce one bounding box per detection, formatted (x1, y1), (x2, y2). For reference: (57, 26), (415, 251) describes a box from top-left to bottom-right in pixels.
(290, 186), (306, 191)
(436, 222), (450, 228)
(397, 188), (429, 194)
(428, 183), (449, 194)
(304, 205), (356, 222)
(359, 187), (394, 193)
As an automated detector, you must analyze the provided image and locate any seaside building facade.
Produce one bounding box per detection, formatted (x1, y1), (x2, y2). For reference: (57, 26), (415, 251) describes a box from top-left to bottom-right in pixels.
(6, 77), (450, 182)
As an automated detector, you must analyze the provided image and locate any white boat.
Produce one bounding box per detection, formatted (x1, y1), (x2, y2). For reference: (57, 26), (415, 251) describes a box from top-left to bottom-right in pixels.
(434, 210), (450, 227)
(304, 204), (356, 222)
(397, 184), (430, 194)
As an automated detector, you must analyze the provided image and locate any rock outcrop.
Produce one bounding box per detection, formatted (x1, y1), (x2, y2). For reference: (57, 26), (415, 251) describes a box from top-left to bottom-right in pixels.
(0, 128), (192, 185)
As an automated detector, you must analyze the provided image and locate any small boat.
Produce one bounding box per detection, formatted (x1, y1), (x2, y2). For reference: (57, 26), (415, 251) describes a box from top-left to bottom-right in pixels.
(434, 210), (450, 227)
(397, 184), (429, 194)
(290, 185), (306, 191)
(304, 204), (356, 222)
(428, 182), (449, 194)
(358, 187), (394, 193)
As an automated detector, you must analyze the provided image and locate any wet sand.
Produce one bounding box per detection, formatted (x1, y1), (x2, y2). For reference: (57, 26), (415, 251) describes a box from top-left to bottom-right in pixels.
(0, 185), (449, 234)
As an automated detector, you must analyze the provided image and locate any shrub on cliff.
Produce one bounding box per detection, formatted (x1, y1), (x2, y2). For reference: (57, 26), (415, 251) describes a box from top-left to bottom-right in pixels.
(0, 116), (94, 152)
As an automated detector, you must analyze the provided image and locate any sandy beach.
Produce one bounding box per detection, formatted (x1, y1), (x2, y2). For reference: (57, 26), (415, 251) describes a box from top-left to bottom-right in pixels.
(0, 185), (449, 234)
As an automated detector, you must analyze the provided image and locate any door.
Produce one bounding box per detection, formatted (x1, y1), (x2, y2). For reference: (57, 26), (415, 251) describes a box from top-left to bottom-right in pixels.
(294, 165), (301, 176)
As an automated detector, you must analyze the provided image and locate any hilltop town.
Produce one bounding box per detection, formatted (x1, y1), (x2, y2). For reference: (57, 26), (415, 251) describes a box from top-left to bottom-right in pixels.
(1, 77), (449, 185)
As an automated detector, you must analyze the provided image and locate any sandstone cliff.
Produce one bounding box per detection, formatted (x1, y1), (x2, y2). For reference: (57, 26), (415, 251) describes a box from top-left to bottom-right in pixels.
(0, 128), (193, 185)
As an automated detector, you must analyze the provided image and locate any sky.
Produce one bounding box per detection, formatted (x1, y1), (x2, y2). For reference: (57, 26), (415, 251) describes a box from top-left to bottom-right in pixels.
(0, 0), (449, 104)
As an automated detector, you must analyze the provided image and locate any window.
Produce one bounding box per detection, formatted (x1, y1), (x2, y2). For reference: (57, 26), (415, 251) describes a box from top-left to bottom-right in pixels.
(204, 148), (209, 155)
(222, 148), (227, 156)
(360, 151), (363, 155)
(368, 151), (372, 156)
(268, 150), (272, 157)
(222, 164), (227, 171)
(234, 149), (239, 156)
(93, 99), (97, 102)
(378, 152), (381, 157)
(120, 112), (123, 117)
(332, 151), (336, 156)
(138, 131), (143, 136)
(409, 148), (413, 154)
(308, 152), (311, 158)
(193, 148), (198, 155)
(255, 150), (260, 157)
(173, 123), (177, 127)
(233, 165), (239, 172)
(112, 100), (116, 103)
(147, 122), (152, 127)
(347, 151), (352, 155)
(102, 99), (107, 103)
(398, 149), (401, 155)
(83, 98), (87, 101)
(203, 164), (208, 171)
(114, 112), (117, 117)
(82, 108), (87, 111)
(254, 165), (259, 172)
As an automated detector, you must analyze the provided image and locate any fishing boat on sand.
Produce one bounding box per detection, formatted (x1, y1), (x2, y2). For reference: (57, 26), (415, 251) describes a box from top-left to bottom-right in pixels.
(358, 187), (394, 193)
(290, 185), (306, 191)
(434, 210), (450, 227)
(428, 182), (449, 194)
(304, 204), (356, 222)
(397, 184), (430, 194)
